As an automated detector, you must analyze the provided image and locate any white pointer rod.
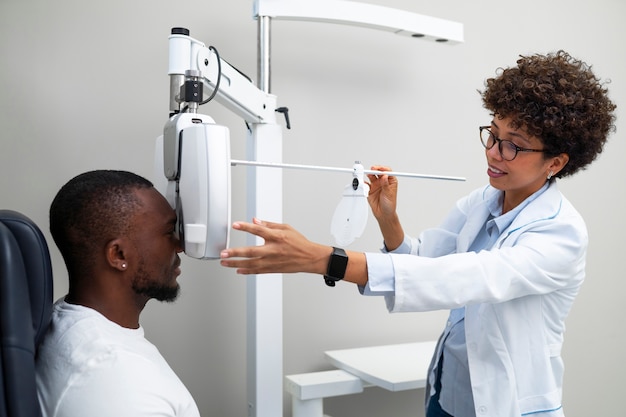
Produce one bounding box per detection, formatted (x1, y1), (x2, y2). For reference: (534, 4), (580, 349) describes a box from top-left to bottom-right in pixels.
(230, 159), (465, 182)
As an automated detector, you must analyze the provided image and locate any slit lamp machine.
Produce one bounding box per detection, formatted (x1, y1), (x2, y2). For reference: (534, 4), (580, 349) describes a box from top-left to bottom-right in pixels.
(154, 1), (463, 416)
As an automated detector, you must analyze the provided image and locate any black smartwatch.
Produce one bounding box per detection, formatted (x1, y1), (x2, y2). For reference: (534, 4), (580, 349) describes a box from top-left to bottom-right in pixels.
(324, 247), (348, 287)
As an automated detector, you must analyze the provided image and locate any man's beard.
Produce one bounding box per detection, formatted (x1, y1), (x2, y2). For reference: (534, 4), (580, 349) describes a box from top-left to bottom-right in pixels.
(131, 260), (180, 302)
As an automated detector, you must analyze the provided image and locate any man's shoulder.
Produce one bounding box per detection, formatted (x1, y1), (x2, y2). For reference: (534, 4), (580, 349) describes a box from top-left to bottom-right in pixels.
(39, 299), (160, 368)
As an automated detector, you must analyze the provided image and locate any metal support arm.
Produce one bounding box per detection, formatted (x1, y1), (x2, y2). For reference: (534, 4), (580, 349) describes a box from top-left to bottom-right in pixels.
(254, 0), (463, 43)
(168, 28), (277, 124)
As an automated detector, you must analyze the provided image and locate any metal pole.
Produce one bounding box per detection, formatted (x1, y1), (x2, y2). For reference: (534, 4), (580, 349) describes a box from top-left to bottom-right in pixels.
(231, 159), (466, 182)
(247, 13), (283, 417)
(258, 16), (271, 93)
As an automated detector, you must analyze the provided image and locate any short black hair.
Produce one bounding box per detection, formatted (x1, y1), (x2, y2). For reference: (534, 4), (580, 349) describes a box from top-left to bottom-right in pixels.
(50, 170), (153, 279)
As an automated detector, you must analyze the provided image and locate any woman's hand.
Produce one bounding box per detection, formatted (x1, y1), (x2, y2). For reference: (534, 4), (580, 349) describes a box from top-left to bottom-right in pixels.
(367, 165), (398, 221)
(367, 165), (404, 251)
(220, 218), (330, 275)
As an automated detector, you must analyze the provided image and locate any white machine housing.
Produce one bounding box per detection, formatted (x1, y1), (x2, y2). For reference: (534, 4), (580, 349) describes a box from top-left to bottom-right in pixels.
(156, 113), (231, 259)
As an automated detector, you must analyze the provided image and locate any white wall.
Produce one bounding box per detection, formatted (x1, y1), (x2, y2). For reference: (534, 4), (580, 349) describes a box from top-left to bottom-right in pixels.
(1, 1), (624, 416)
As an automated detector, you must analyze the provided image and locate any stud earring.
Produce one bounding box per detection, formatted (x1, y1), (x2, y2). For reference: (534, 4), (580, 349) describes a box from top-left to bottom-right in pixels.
(547, 171), (554, 180)
(121, 263), (127, 269)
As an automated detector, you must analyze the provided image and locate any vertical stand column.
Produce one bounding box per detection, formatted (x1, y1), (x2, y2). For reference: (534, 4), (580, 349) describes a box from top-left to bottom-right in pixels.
(247, 15), (283, 417)
(246, 123), (283, 417)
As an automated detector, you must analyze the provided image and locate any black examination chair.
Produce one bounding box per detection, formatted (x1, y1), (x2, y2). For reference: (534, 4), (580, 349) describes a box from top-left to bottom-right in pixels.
(0, 210), (53, 417)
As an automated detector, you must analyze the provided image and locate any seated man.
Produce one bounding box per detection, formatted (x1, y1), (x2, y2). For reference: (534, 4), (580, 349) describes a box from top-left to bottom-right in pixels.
(36, 170), (200, 417)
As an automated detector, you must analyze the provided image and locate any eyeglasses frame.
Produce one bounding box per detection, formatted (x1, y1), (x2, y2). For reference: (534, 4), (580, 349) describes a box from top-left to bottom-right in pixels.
(479, 126), (545, 161)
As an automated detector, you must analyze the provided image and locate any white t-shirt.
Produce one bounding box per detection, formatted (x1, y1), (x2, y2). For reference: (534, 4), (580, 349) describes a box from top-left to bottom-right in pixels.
(36, 299), (201, 417)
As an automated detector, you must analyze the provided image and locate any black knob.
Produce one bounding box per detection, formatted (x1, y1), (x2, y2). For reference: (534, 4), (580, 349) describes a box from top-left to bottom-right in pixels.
(171, 27), (190, 36)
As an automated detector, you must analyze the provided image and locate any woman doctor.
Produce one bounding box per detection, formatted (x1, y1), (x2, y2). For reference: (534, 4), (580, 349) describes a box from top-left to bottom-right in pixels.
(220, 51), (616, 417)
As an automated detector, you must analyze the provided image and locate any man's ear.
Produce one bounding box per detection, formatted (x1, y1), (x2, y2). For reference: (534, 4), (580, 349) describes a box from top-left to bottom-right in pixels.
(106, 238), (129, 272)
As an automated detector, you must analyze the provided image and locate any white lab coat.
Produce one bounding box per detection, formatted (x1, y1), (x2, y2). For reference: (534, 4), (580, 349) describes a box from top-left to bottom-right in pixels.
(385, 181), (586, 416)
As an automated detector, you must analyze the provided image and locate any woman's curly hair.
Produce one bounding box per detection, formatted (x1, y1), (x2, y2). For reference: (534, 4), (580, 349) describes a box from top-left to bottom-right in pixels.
(481, 51), (616, 178)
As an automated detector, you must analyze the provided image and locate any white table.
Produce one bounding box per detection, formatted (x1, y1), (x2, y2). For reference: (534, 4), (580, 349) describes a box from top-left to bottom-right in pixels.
(285, 341), (437, 417)
(325, 341), (437, 391)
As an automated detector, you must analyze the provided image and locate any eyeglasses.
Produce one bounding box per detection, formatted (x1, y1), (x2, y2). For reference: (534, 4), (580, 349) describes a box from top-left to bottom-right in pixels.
(479, 126), (545, 161)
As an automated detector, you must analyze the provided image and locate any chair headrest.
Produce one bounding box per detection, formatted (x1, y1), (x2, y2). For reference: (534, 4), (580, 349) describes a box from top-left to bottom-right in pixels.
(0, 210), (53, 347)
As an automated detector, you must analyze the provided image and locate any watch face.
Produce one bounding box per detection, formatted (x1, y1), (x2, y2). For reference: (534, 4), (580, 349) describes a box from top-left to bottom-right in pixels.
(327, 247), (348, 281)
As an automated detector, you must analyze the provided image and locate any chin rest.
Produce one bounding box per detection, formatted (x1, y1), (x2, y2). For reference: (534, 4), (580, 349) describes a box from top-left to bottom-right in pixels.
(0, 210), (53, 417)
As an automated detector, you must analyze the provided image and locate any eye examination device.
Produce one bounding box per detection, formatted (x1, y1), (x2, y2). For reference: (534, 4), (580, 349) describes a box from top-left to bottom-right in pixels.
(153, 2), (464, 417)
(155, 24), (464, 259)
